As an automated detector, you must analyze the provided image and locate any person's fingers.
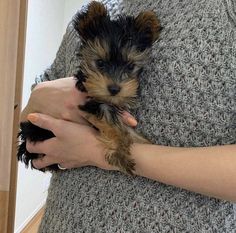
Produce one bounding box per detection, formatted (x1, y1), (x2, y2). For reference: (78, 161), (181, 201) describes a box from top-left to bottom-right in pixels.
(121, 111), (137, 127)
(26, 137), (57, 153)
(27, 113), (61, 134)
(26, 140), (45, 154)
(32, 156), (56, 170)
(27, 137), (60, 169)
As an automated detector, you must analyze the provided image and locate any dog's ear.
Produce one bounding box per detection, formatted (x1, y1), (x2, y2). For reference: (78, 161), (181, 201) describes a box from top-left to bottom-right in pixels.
(134, 11), (162, 49)
(73, 1), (108, 41)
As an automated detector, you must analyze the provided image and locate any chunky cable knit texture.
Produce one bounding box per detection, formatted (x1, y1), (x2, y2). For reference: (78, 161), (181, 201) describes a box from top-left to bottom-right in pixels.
(38, 0), (236, 232)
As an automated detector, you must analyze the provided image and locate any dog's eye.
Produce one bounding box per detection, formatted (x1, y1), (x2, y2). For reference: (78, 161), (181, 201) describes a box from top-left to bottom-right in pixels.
(96, 59), (105, 69)
(127, 63), (135, 72)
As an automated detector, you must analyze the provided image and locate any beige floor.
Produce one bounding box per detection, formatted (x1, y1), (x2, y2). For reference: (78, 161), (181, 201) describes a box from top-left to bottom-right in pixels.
(21, 207), (45, 233)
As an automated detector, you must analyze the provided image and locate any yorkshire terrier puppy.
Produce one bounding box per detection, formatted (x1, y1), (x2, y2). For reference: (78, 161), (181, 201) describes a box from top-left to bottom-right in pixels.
(17, 1), (162, 174)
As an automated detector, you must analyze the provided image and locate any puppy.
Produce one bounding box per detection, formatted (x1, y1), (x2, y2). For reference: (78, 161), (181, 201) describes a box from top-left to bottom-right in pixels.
(17, 1), (162, 175)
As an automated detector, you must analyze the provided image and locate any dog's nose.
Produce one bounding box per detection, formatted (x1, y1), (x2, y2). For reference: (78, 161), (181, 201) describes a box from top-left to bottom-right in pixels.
(108, 84), (121, 96)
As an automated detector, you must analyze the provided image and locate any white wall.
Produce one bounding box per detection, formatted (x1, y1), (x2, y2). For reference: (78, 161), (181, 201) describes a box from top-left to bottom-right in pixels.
(15, 0), (90, 232)
(63, 0), (90, 31)
(15, 0), (65, 232)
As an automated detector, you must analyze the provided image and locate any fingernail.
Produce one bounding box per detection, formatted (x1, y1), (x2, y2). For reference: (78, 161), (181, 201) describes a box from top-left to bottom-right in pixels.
(27, 113), (38, 123)
(127, 117), (137, 127)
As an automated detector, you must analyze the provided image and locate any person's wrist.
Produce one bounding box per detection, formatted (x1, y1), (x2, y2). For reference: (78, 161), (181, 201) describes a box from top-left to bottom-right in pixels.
(130, 143), (144, 176)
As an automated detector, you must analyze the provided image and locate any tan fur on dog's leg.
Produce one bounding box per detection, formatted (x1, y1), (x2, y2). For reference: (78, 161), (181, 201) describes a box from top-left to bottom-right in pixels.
(84, 113), (135, 174)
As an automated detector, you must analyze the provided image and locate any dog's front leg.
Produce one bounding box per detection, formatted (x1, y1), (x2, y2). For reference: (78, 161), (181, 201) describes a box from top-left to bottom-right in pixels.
(79, 101), (136, 175)
(79, 100), (122, 127)
(74, 71), (87, 92)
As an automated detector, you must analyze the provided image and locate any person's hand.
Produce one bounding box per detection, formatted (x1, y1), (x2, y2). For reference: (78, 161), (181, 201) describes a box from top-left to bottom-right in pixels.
(20, 77), (137, 127)
(20, 77), (89, 125)
(26, 113), (117, 170)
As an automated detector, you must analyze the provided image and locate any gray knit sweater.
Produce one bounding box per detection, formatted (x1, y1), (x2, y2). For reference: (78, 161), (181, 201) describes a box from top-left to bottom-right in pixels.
(38, 0), (236, 232)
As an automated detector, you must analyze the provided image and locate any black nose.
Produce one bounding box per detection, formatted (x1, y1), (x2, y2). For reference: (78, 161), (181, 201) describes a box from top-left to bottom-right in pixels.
(108, 84), (121, 96)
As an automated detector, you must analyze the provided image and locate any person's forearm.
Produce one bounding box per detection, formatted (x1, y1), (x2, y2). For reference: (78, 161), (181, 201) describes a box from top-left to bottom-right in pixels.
(131, 144), (236, 202)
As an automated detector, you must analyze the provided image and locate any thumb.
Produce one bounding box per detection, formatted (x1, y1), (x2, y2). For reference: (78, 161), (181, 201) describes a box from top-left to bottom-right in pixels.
(27, 113), (59, 134)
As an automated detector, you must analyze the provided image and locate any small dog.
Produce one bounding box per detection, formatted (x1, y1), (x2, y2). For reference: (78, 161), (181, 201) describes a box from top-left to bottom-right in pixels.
(17, 1), (162, 175)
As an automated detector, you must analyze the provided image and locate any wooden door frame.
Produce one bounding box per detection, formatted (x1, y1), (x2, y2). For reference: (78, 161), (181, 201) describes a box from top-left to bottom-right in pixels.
(0, 0), (28, 232)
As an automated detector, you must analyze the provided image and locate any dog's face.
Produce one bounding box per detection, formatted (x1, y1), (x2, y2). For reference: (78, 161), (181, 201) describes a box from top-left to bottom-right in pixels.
(73, 1), (161, 108)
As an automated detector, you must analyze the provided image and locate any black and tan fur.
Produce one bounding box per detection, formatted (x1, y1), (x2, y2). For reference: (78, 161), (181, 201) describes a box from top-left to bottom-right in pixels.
(17, 1), (162, 174)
